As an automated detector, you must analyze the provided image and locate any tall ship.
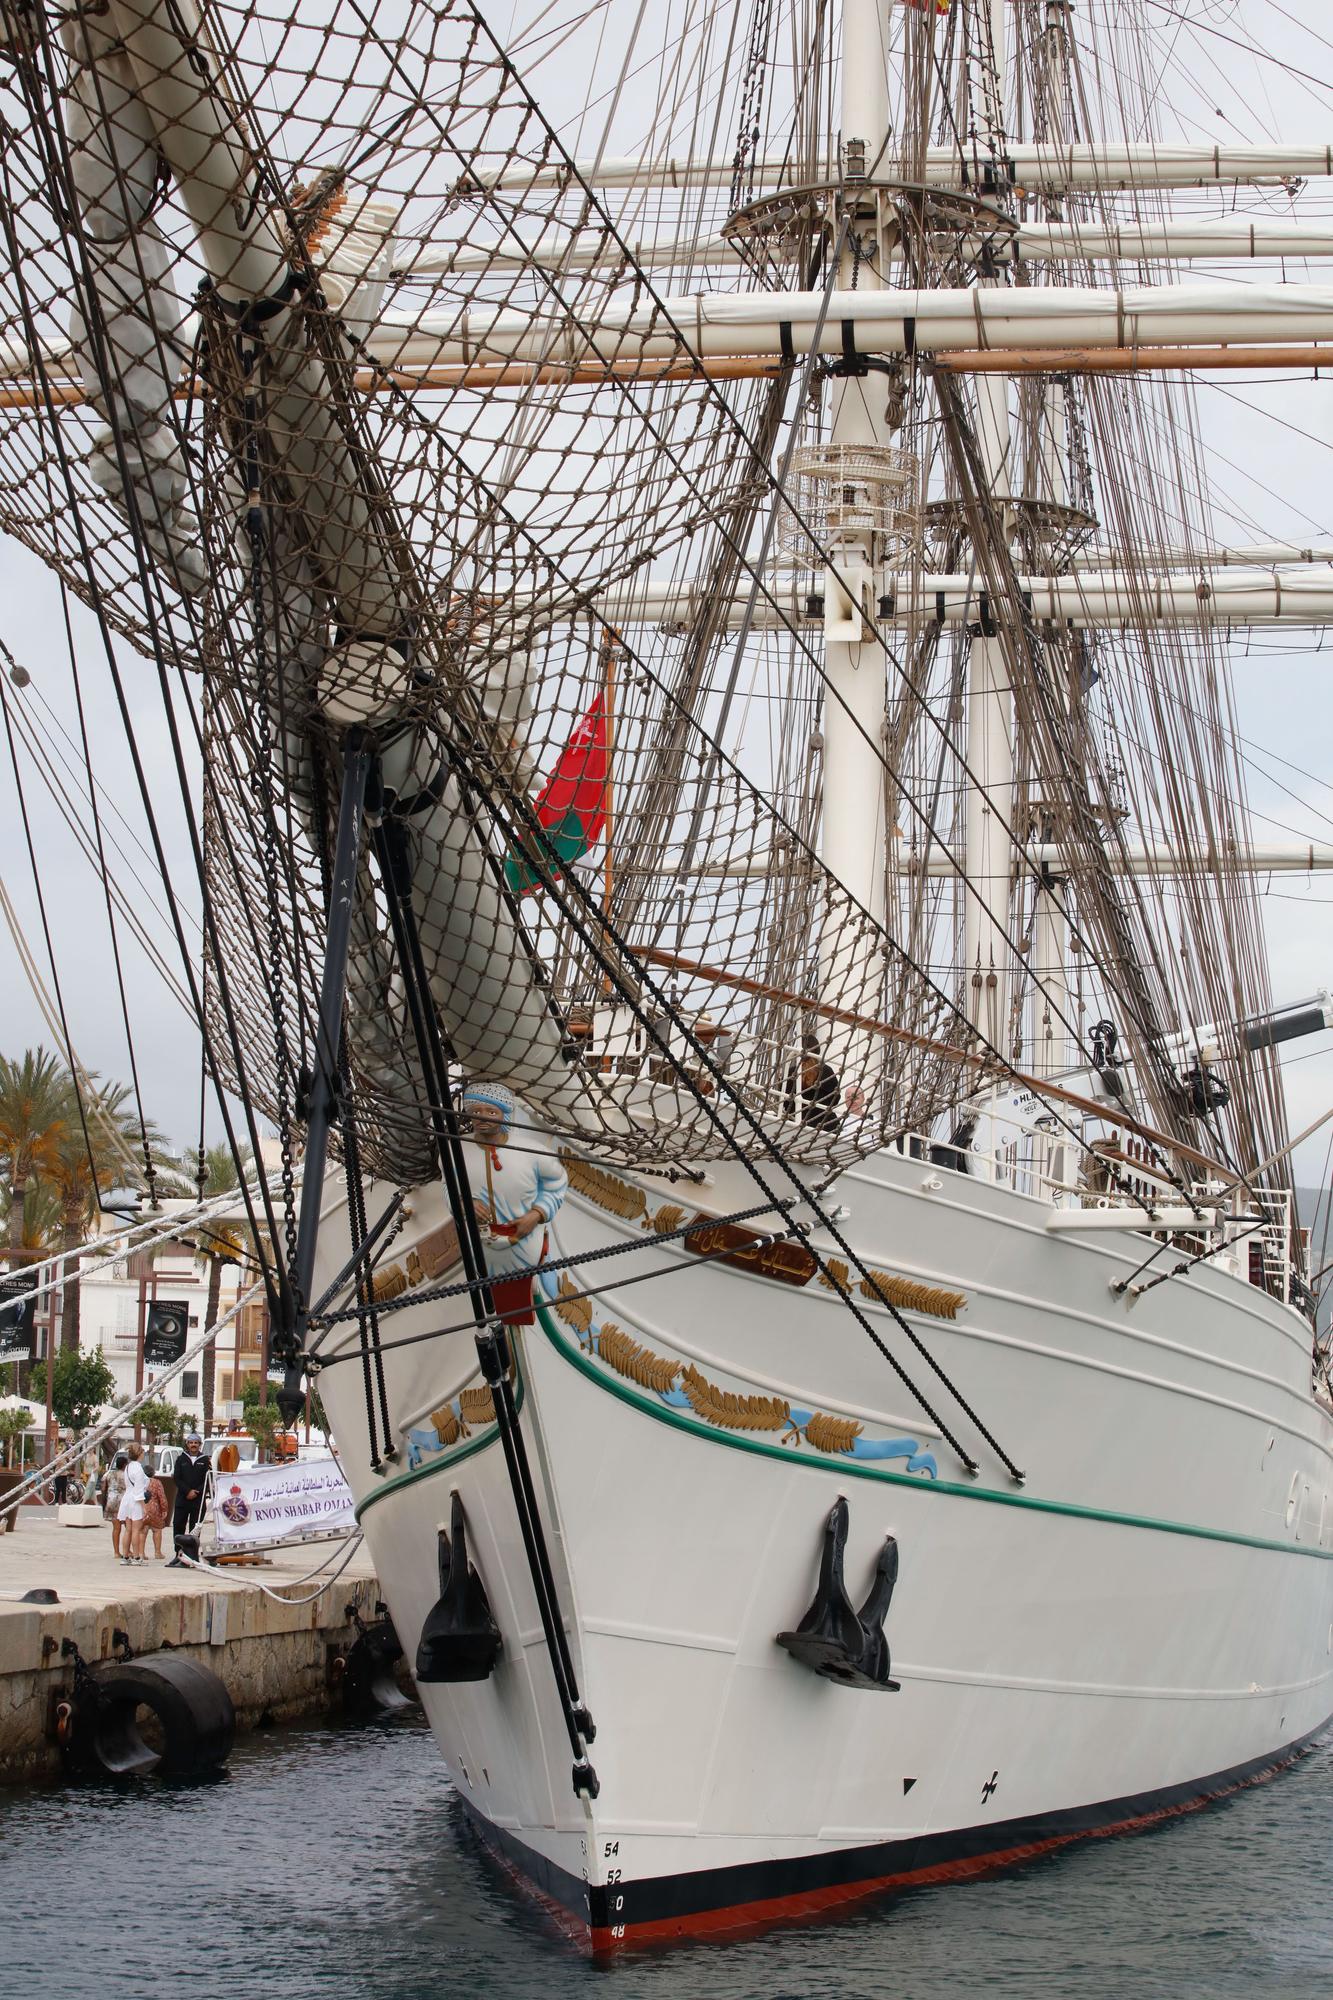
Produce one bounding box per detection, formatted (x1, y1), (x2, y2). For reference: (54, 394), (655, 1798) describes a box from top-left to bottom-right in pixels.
(2, 0), (1332, 1952)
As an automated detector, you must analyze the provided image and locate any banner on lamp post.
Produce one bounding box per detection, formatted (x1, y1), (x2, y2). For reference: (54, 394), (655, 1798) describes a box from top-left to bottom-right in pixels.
(0, 1277), (35, 1361)
(205, 1454), (357, 1552)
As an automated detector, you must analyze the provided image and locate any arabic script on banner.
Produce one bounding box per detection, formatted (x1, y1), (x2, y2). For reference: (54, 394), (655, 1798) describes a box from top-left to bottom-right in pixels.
(211, 1455), (357, 1547)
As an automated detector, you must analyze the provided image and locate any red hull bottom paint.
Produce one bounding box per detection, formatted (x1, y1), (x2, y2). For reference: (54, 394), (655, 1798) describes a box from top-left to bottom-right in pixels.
(459, 1723), (1330, 1955)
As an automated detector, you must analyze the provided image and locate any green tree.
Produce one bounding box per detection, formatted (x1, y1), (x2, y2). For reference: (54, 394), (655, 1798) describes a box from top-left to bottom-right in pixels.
(241, 1377), (286, 1462)
(0, 1407), (32, 1469)
(183, 1142), (254, 1438)
(0, 1179), (62, 1266)
(28, 1345), (116, 1432)
(136, 1396), (186, 1446)
(0, 1049), (69, 1272)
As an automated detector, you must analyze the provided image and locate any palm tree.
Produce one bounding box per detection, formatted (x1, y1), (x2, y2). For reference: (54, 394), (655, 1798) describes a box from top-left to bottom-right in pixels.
(47, 1079), (157, 1354)
(0, 1049), (69, 1271)
(183, 1142), (254, 1437)
(0, 1179), (62, 1393)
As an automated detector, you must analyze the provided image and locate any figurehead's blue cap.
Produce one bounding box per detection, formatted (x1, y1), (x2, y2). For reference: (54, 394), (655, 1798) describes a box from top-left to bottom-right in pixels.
(461, 1082), (517, 1133)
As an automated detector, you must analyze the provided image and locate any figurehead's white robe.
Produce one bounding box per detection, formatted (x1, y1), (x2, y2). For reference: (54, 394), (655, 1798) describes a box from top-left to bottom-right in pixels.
(477, 1142), (568, 1277)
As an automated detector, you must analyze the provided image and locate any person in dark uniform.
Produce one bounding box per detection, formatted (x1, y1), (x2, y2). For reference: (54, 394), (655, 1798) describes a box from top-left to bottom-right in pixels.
(165, 1434), (211, 1567)
(784, 1032), (843, 1132)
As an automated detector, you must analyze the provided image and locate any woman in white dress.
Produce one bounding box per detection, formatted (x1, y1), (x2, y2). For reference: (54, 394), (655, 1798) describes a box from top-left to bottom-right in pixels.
(116, 1444), (149, 1564)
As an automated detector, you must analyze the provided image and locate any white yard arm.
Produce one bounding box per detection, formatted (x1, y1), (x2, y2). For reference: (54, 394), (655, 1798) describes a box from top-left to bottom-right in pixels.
(535, 566), (1333, 633)
(637, 843), (1333, 882)
(905, 842), (1333, 881)
(1070, 543), (1333, 571)
(460, 143), (1333, 195)
(395, 217), (1333, 283)
(369, 282), (1333, 373)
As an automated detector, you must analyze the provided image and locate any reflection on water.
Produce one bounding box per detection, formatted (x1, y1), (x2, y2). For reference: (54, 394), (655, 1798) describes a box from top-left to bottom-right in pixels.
(3, 1716), (1331, 1999)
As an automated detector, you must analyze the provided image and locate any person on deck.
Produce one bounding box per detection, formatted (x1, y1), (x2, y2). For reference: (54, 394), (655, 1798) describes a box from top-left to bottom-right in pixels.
(784, 1032), (843, 1133)
(461, 1082), (567, 1325)
(165, 1434), (211, 1567)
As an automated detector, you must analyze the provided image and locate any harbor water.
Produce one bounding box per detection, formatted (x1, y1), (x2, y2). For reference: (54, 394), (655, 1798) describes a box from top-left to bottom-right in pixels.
(2, 1715), (1330, 1997)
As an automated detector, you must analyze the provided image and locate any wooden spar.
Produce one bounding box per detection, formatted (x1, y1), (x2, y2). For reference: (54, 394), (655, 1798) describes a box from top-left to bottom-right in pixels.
(11, 343), (1333, 414)
(935, 344), (1333, 374)
(633, 944), (1240, 1184)
(0, 357), (765, 411)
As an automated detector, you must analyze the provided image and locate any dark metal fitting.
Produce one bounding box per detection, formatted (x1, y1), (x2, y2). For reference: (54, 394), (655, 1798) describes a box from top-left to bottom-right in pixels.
(572, 1702), (597, 1744)
(572, 1759), (601, 1800)
(477, 1330), (511, 1384)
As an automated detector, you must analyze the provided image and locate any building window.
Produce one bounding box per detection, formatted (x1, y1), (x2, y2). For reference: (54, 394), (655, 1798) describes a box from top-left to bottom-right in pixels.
(181, 1370), (199, 1399)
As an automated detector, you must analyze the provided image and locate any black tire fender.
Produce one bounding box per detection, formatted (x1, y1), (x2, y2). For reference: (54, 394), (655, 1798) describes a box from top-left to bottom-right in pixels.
(75, 1652), (236, 1777)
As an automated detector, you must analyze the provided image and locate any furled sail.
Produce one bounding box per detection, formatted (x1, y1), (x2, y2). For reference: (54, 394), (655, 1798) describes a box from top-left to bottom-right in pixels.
(0, 0), (1299, 1196)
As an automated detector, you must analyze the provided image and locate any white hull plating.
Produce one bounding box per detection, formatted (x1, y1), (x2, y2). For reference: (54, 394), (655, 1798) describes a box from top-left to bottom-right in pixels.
(314, 1145), (1333, 1946)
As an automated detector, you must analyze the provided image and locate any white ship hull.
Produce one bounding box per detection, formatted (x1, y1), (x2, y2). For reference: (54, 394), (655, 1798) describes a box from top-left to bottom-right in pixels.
(315, 1144), (1333, 1948)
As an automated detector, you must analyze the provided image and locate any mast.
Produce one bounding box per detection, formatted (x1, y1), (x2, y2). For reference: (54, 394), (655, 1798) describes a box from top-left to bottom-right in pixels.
(815, 0), (897, 1061)
(821, 0), (894, 924)
(961, 0), (1017, 1050)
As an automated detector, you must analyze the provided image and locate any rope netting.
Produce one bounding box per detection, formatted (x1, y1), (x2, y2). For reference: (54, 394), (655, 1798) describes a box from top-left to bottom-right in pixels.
(0, 0), (1296, 1191)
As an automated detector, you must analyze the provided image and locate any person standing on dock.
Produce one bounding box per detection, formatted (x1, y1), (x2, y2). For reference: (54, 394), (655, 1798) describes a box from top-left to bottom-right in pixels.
(116, 1444), (148, 1564)
(103, 1452), (128, 1559)
(143, 1467), (169, 1560)
(461, 1082), (567, 1325)
(166, 1435), (210, 1567)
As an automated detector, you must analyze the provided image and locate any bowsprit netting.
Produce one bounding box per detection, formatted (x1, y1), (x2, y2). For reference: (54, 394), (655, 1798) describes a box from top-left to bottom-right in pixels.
(0, 0), (1298, 1195)
(0, 0), (985, 1178)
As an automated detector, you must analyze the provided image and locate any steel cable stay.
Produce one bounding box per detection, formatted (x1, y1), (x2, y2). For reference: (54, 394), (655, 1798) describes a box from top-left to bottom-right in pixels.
(10, 0), (1304, 1488)
(451, 5), (1180, 1099)
(357, 776), (601, 1797)
(0, 651), (194, 1001)
(436, 737), (1024, 1483)
(344, 337), (1179, 1226)
(0, 1174), (298, 1322)
(10, 0), (1179, 1225)
(0, 51), (348, 1325)
(0, 652), (130, 1215)
(55, 577), (161, 1203)
(0, 1274), (268, 1518)
(308, 1198), (805, 1340)
(0, 147), (295, 1327)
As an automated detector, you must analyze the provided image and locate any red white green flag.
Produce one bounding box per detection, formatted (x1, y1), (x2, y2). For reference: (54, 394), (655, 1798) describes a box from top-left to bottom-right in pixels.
(504, 694), (609, 897)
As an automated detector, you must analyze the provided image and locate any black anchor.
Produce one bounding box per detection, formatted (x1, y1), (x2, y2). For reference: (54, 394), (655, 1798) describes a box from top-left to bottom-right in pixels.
(777, 1497), (901, 1691)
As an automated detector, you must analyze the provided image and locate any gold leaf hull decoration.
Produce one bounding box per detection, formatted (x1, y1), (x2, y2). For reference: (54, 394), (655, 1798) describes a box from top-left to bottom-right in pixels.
(679, 1364), (791, 1434)
(859, 1271), (967, 1319)
(802, 1411), (865, 1455)
(560, 1150), (649, 1224)
(554, 1270), (594, 1340)
(597, 1325), (681, 1394)
(459, 1384), (498, 1428)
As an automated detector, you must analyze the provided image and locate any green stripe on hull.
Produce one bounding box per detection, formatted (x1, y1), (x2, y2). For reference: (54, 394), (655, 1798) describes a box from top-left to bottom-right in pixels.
(536, 1303), (1333, 1562)
(355, 1372), (524, 1519)
(355, 1303), (1333, 1562)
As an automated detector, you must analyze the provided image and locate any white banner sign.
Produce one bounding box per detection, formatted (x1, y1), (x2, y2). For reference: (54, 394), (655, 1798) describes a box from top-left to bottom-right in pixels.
(210, 1455), (357, 1549)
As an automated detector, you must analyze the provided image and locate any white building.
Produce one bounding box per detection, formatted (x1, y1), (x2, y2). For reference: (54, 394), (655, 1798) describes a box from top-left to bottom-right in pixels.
(76, 1228), (246, 1431)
